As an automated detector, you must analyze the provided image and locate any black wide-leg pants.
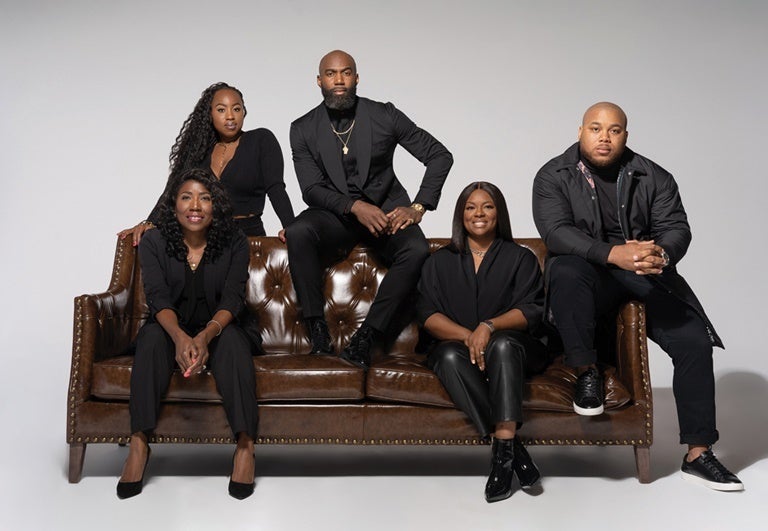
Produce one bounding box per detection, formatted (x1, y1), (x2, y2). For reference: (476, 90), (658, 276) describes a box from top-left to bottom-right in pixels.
(427, 331), (546, 437)
(285, 207), (429, 333)
(547, 255), (718, 445)
(129, 323), (259, 439)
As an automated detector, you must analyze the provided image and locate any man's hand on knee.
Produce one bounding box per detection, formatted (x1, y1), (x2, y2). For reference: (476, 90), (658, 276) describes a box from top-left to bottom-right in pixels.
(351, 200), (389, 236)
(608, 240), (664, 274)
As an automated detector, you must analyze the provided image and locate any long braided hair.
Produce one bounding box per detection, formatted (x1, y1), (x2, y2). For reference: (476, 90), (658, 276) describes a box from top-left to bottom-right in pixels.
(168, 82), (246, 179)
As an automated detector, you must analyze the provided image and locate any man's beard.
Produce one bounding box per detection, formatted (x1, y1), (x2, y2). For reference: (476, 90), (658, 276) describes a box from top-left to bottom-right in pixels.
(322, 85), (357, 110)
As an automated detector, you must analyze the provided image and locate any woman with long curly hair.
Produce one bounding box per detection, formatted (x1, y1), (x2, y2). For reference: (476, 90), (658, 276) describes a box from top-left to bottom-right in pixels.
(117, 168), (258, 500)
(120, 82), (294, 243)
(417, 181), (549, 503)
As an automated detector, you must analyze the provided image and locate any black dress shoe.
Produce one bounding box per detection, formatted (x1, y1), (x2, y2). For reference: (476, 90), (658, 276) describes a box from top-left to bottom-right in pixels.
(307, 318), (333, 355)
(513, 437), (541, 489)
(116, 446), (151, 499)
(485, 438), (515, 503)
(228, 451), (256, 500)
(340, 325), (377, 370)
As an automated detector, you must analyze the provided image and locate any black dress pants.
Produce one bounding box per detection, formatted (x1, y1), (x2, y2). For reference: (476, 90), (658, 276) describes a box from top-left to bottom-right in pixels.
(547, 255), (718, 445)
(129, 323), (259, 439)
(427, 331), (546, 437)
(285, 207), (429, 333)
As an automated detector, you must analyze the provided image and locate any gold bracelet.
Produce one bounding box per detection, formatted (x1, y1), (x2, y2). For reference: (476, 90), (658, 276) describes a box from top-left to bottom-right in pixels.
(207, 319), (223, 337)
(481, 320), (495, 333)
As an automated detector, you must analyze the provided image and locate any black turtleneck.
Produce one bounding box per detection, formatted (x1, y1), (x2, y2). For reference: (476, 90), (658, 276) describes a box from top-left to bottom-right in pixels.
(580, 154), (625, 244)
(326, 100), (364, 201)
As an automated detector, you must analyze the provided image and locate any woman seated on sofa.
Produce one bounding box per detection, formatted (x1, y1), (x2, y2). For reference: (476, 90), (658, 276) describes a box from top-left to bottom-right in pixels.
(119, 82), (294, 243)
(417, 181), (548, 503)
(118, 168), (258, 500)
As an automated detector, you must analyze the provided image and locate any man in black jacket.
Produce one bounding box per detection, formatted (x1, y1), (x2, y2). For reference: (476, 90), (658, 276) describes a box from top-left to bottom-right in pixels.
(286, 50), (453, 370)
(532, 102), (742, 491)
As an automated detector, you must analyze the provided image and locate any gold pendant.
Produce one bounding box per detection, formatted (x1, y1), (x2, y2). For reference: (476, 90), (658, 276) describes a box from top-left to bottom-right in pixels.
(343, 146), (349, 155)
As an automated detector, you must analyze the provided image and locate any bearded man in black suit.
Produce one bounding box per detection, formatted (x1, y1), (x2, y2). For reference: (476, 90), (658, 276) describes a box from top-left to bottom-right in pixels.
(285, 49), (453, 369)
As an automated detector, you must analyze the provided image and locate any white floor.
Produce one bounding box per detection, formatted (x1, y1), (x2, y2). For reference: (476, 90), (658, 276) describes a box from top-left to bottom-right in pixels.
(2, 374), (766, 531)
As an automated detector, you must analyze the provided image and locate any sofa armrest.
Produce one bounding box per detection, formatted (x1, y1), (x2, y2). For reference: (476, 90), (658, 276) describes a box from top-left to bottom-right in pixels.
(614, 301), (652, 411)
(67, 237), (144, 406)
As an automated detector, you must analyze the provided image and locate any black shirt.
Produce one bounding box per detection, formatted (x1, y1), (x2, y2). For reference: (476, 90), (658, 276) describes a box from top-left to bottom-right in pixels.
(416, 239), (545, 331)
(581, 157), (625, 245)
(176, 260), (212, 334)
(326, 101), (364, 202)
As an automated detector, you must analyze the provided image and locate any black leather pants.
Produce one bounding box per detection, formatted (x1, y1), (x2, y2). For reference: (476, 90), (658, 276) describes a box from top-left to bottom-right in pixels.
(427, 330), (546, 437)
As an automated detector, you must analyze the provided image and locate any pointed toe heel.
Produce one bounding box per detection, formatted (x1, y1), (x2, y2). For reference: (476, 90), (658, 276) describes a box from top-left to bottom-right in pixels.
(116, 446), (151, 500)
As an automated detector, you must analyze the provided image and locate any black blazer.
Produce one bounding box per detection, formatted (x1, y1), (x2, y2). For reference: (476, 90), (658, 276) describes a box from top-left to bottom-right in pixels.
(139, 229), (250, 322)
(289, 97), (453, 216)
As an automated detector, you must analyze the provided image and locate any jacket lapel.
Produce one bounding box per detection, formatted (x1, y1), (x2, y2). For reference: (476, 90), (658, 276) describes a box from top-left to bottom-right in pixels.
(356, 99), (372, 187)
(316, 106), (349, 194)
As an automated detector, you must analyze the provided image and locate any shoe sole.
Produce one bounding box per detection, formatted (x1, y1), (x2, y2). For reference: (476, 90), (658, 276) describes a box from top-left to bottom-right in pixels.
(573, 402), (604, 416)
(680, 471), (744, 491)
(485, 490), (513, 503)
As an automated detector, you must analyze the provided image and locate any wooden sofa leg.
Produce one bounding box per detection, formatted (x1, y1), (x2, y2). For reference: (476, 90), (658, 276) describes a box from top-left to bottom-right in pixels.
(634, 446), (651, 483)
(69, 443), (86, 483)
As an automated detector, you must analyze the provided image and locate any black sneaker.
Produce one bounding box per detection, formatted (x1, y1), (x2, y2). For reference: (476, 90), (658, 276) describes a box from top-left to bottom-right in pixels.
(680, 450), (744, 491)
(573, 367), (604, 416)
(307, 318), (333, 355)
(340, 325), (377, 370)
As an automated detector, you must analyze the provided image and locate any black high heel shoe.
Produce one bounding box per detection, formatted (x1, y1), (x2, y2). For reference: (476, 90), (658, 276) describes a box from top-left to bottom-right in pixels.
(513, 437), (541, 489)
(485, 438), (515, 503)
(116, 446), (151, 499)
(228, 449), (255, 500)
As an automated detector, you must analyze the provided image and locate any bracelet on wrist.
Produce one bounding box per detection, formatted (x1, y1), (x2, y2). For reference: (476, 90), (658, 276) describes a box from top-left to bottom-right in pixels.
(207, 319), (223, 337)
(480, 320), (495, 333)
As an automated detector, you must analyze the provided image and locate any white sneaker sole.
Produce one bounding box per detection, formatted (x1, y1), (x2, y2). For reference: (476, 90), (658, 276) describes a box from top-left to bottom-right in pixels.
(680, 471), (744, 491)
(573, 402), (604, 416)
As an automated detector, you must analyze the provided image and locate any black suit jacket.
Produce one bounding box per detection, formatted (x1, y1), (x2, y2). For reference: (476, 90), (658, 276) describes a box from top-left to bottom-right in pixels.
(138, 229), (250, 322)
(289, 97), (453, 216)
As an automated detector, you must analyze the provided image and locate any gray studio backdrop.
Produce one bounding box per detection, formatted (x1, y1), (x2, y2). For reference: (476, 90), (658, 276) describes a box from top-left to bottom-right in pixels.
(1, 0), (766, 426)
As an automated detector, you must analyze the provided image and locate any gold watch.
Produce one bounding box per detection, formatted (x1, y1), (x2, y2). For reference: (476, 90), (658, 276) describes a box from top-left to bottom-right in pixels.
(410, 203), (425, 214)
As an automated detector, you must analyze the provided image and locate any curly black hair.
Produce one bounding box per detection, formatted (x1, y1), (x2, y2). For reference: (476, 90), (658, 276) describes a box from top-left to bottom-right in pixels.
(450, 181), (514, 253)
(155, 168), (237, 263)
(168, 82), (247, 178)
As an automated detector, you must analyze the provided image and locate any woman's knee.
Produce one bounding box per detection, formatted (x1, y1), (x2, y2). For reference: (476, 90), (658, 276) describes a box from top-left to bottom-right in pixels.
(134, 323), (170, 361)
(485, 334), (525, 365)
(212, 327), (254, 365)
(429, 342), (469, 374)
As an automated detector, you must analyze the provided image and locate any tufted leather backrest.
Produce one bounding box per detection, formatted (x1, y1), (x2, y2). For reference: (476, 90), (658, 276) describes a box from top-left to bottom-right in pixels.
(244, 237), (547, 356)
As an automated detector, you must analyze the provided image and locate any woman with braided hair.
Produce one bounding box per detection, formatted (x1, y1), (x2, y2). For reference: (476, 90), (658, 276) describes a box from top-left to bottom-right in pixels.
(120, 82), (294, 243)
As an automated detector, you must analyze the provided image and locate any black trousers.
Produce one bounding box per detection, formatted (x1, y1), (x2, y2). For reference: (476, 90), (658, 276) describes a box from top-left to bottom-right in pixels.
(427, 331), (546, 437)
(285, 207), (429, 333)
(129, 323), (259, 439)
(547, 255), (718, 445)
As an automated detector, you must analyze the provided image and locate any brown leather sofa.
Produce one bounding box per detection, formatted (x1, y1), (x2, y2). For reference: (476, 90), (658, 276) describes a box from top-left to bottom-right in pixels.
(67, 236), (653, 483)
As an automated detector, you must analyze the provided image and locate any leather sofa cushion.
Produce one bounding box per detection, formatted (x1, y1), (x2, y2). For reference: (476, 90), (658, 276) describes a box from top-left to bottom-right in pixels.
(92, 354), (365, 402)
(92, 355), (629, 412)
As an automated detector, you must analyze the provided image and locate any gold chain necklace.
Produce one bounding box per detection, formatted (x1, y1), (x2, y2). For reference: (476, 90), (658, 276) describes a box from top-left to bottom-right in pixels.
(470, 247), (488, 258)
(216, 138), (239, 173)
(185, 241), (206, 271)
(331, 119), (355, 155)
